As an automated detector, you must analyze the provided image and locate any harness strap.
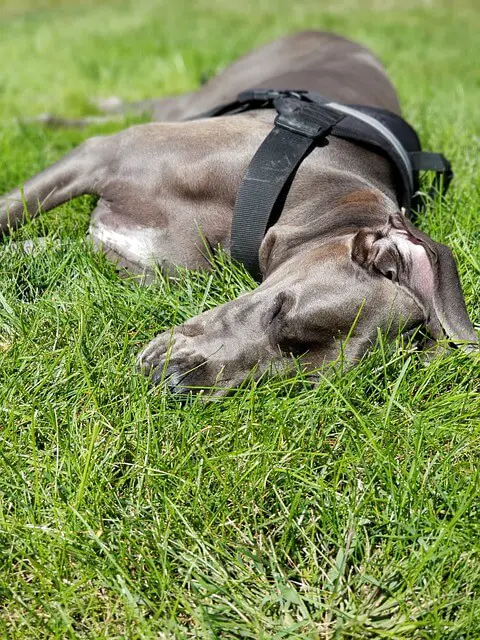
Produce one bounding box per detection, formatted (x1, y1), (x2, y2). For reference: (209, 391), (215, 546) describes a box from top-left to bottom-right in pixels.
(198, 88), (454, 281)
(325, 101), (414, 193)
(231, 98), (345, 281)
(410, 151), (453, 209)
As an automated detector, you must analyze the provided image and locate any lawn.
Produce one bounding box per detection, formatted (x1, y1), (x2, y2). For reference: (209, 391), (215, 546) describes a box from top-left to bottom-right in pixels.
(0, 0), (479, 637)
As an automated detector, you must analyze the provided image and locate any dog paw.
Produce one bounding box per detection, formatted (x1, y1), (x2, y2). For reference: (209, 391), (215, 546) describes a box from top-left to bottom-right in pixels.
(137, 331), (209, 393)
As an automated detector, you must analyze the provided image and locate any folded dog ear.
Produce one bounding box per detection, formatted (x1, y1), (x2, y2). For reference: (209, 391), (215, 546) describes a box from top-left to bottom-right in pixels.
(352, 210), (478, 348)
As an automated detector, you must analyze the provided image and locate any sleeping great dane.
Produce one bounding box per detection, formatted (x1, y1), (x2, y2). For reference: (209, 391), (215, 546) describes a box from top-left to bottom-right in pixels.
(0, 31), (477, 393)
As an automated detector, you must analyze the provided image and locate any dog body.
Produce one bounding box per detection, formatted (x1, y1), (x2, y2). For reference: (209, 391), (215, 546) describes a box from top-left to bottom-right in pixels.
(87, 32), (403, 277)
(0, 31), (476, 392)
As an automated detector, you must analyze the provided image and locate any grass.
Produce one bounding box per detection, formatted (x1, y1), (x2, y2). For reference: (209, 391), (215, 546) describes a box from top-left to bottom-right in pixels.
(0, 0), (479, 637)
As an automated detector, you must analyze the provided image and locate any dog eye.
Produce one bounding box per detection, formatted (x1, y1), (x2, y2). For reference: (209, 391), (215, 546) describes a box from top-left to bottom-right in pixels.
(374, 264), (397, 282)
(284, 340), (312, 357)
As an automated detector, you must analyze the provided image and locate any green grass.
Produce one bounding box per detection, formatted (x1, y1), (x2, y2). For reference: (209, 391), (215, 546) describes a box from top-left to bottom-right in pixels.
(0, 0), (479, 637)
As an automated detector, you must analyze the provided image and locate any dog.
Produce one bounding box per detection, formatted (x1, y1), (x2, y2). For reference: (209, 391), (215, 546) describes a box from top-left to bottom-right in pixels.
(0, 31), (477, 393)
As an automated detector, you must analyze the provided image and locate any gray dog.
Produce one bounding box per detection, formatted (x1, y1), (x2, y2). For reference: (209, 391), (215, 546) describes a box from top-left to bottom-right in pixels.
(0, 31), (477, 393)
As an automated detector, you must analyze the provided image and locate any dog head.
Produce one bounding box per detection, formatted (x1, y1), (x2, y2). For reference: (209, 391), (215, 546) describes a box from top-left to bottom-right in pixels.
(138, 210), (477, 394)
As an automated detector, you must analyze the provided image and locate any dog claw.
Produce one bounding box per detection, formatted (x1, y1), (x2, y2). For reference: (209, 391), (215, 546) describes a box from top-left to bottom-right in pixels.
(136, 333), (175, 370)
(137, 331), (209, 392)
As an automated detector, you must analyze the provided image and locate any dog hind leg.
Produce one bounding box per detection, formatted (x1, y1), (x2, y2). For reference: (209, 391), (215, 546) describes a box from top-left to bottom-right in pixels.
(0, 136), (112, 235)
(25, 92), (199, 128)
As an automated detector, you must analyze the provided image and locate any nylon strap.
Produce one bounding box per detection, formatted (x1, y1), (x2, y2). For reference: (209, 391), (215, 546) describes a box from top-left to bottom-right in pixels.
(231, 99), (345, 281)
(220, 89), (454, 281)
(409, 151), (453, 208)
(325, 101), (414, 193)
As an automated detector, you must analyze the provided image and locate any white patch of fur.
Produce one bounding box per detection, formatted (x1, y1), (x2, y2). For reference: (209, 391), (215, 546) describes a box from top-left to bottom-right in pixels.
(90, 221), (165, 267)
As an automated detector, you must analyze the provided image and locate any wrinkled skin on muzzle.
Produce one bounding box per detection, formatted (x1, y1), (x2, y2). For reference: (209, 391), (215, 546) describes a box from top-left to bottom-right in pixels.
(138, 216), (470, 395)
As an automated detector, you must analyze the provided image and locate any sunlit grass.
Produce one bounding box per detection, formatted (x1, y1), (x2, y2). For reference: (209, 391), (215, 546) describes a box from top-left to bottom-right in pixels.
(0, 0), (479, 637)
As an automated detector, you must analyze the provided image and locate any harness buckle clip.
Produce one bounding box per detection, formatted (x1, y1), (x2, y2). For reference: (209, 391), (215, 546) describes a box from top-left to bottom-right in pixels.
(237, 88), (280, 103)
(274, 99), (345, 139)
(237, 88), (309, 105)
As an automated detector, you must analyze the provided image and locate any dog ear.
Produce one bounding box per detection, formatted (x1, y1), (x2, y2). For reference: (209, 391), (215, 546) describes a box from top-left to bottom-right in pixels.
(352, 210), (478, 348)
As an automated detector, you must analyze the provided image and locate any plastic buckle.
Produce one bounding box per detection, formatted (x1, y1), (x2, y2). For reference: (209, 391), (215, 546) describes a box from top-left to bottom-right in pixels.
(274, 100), (342, 139)
(236, 89), (309, 104)
(237, 89), (279, 103)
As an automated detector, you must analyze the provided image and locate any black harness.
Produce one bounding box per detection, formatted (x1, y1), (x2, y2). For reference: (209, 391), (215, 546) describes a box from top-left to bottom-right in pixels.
(196, 89), (453, 281)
